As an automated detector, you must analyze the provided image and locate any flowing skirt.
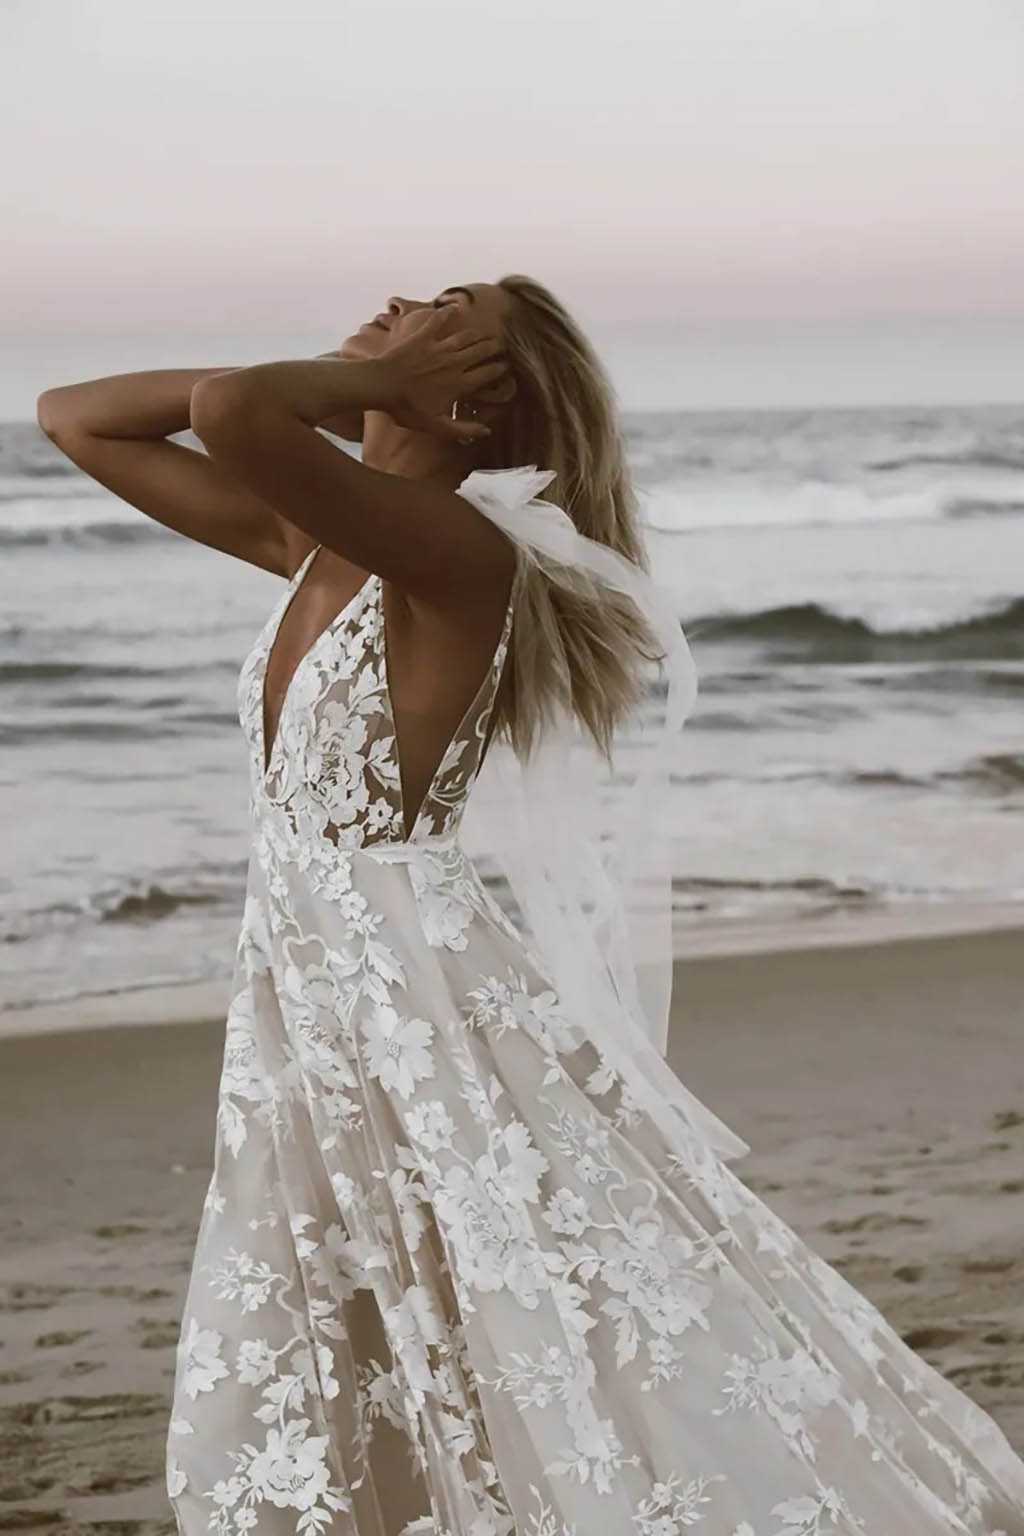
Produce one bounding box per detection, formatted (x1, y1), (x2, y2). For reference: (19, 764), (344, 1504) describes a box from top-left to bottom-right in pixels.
(166, 838), (1024, 1535)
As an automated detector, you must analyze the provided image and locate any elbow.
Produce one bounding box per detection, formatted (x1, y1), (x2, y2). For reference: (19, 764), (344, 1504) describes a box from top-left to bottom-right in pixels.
(36, 388), (70, 442)
(189, 374), (253, 449)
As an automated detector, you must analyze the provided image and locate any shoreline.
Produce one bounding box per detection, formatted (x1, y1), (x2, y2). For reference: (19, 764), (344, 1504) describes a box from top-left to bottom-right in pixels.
(2, 895), (1022, 1042)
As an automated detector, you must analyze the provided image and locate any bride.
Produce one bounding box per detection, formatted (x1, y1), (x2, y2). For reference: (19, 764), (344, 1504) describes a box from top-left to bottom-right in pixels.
(38, 275), (1024, 1534)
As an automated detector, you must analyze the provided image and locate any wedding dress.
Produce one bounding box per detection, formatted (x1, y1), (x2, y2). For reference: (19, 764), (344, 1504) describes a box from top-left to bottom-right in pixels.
(167, 464), (1024, 1536)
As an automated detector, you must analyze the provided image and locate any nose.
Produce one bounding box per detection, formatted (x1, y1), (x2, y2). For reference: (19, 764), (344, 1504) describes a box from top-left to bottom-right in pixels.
(384, 294), (430, 318)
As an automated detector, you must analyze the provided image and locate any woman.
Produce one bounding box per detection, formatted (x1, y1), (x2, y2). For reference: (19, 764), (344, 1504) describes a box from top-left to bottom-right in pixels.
(38, 276), (1024, 1535)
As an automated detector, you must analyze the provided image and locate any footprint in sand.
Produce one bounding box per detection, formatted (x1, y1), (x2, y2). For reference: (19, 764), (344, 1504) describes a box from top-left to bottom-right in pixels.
(901, 1324), (962, 1350)
(822, 1212), (930, 1235)
(135, 1316), (181, 1350)
(94, 1282), (172, 1300)
(79, 1465), (156, 1494)
(892, 1263), (924, 1283)
(948, 1361), (1010, 1390)
(0, 1473), (56, 1500)
(961, 1255), (1017, 1274)
(0, 1282), (71, 1312)
(91, 1222), (148, 1239)
(34, 1328), (92, 1348)
(59, 1359), (105, 1378)
(0, 1505), (63, 1526)
(0, 1390), (167, 1428)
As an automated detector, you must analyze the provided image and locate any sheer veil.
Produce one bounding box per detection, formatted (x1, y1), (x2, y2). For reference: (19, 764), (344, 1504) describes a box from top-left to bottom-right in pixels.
(456, 465), (750, 1165)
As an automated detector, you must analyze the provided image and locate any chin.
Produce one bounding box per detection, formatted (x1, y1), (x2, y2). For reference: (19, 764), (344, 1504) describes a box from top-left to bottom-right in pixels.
(340, 324), (385, 361)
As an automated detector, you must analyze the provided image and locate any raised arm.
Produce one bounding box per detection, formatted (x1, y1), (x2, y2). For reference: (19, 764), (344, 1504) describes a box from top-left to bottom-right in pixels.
(188, 307), (516, 607)
(35, 353), (364, 578)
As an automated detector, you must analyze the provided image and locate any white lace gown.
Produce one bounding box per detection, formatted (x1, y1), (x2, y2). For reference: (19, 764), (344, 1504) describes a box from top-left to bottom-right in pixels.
(167, 468), (1024, 1536)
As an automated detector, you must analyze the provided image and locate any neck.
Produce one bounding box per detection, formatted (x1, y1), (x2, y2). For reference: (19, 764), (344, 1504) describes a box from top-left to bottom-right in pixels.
(359, 410), (482, 486)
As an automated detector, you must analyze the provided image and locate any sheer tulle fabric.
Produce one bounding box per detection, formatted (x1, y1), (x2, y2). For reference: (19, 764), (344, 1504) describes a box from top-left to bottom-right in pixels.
(458, 465), (749, 1164)
(166, 466), (1024, 1535)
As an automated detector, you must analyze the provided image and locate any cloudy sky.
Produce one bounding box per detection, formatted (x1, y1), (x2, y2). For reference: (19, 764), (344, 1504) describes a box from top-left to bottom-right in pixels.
(4, 0), (1024, 415)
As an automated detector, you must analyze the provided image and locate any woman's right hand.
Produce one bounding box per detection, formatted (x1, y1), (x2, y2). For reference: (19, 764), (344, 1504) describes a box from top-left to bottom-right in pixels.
(372, 307), (509, 442)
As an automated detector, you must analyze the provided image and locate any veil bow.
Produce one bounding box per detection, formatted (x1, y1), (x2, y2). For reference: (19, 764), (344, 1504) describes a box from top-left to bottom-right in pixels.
(457, 465), (749, 1164)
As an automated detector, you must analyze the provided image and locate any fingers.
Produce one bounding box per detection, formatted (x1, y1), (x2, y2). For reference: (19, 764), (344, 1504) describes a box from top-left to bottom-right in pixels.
(463, 358), (510, 388)
(446, 333), (507, 365)
(443, 331), (512, 392)
(432, 306), (465, 337)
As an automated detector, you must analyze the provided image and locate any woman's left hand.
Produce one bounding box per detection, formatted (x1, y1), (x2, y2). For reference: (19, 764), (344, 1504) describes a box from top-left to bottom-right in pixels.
(377, 307), (511, 443)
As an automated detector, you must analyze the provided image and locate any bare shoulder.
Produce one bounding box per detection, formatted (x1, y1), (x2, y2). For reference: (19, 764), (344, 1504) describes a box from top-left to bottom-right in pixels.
(382, 548), (515, 701)
(403, 548), (515, 635)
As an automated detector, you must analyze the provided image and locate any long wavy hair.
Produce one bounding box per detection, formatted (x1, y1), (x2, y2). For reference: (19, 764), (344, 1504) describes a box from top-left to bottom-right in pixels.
(473, 273), (662, 762)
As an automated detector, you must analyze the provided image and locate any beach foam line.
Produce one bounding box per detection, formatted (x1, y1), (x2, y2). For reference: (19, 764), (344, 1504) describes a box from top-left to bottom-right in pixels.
(1, 901), (1021, 1042)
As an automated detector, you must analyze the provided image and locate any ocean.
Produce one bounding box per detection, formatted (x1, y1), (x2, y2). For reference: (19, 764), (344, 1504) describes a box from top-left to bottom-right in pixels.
(2, 403), (1023, 1015)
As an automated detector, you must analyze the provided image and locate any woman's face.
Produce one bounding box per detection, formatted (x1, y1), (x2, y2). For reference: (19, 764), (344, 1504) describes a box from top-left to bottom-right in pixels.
(344, 281), (511, 358)
(341, 281), (516, 426)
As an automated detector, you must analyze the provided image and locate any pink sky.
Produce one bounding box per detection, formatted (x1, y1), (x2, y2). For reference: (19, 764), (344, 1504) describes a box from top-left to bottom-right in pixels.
(5, 0), (1024, 413)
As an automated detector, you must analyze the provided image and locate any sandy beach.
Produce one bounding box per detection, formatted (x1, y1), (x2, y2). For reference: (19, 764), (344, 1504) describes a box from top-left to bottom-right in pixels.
(0, 920), (1021, 1532)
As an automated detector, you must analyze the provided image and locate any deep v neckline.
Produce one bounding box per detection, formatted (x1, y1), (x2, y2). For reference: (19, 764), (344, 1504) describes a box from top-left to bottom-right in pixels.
(257, 542), (515, 841)
(259, 545), (373, 781)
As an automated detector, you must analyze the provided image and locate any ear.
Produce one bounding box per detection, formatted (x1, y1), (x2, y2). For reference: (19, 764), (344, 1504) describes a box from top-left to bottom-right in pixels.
(470, 373), (518, 425)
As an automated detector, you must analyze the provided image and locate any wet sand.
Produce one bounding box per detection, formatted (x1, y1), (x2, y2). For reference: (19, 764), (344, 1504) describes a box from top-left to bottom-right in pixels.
(0, 923), (1021, 1531)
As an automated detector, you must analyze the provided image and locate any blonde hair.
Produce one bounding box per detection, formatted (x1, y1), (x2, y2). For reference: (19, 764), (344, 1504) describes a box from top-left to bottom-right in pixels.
(478, 273), (662, 761)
